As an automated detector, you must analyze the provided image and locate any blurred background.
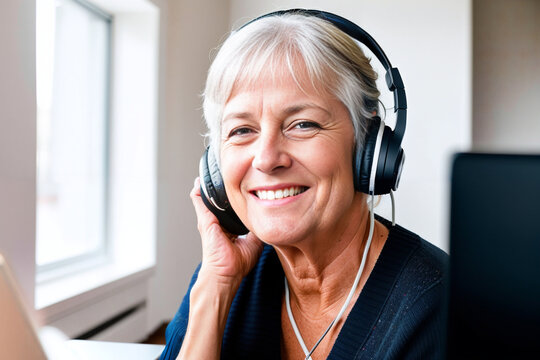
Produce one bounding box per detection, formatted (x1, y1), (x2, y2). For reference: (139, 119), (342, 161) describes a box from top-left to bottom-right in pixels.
(0, 0), (538, 345)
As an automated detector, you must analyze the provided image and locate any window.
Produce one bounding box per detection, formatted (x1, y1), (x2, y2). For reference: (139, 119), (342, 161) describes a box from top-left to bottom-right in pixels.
(35, 0), (158, 315)
(36, 0), (112, 273)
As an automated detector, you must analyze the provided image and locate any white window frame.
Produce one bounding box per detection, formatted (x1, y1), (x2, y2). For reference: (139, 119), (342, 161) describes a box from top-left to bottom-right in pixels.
(35, 0), (159, 342)
(35, 0), (113, 280)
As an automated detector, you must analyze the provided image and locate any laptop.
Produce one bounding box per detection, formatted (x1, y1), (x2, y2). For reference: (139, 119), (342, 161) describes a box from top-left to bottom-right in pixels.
(446, 152), (540, 358)
(1, 253), (166, 359)
(0, 253), (50, 359)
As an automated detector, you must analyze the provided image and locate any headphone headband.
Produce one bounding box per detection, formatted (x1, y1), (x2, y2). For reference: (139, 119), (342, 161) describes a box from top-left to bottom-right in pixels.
(242, 9), (392, 68)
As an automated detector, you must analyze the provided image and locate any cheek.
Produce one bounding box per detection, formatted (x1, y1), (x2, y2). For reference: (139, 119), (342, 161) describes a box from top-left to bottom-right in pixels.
(220, 147), (251, 204)
(305, 138), (354, 182)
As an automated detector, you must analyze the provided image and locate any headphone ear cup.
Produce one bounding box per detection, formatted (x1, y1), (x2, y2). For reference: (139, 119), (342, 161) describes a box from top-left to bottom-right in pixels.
(199, 147), (248, 235)
(354, 117), (381, 193)
(205, 147), (230, 209)
(379, 135), (405, 194)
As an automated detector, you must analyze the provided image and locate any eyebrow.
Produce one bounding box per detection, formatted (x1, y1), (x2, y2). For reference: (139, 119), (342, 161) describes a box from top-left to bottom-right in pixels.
(281, 103), (331, 117)
(222, 103), (330, 123)
(222, 112), (252, 124)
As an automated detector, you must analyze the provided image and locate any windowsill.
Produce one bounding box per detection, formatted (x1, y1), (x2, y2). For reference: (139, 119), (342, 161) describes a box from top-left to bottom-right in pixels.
(36, 257), (155, 323)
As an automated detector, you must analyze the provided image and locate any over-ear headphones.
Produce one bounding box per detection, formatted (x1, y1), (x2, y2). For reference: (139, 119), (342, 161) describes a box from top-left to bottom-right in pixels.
(199, 9), (407, 235)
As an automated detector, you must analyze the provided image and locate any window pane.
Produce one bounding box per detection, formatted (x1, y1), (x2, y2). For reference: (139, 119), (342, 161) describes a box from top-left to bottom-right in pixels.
(36, 0), (110, 268)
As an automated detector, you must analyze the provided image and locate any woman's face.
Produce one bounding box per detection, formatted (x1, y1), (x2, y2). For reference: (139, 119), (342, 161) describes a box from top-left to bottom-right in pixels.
(220, 70), (358, 245)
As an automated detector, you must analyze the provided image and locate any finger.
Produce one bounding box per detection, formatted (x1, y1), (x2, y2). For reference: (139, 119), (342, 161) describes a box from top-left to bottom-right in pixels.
(190, 178), (215, 227)
(191, 177), (202, 197)
(190, 177), (227, 238)
(235, 233), (264, 274)
(240, 233), (264, 256)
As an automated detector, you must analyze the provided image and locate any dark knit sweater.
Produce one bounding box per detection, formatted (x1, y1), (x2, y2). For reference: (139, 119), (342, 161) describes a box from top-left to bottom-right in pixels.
(159, 218), (448, 359)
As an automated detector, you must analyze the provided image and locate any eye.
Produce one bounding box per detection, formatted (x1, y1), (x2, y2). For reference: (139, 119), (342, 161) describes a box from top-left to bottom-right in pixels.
(224, 126), (257, 145)
(285, 120), (322, 140)
(294, 121), (321, 130)
(228, 127), (253, 137)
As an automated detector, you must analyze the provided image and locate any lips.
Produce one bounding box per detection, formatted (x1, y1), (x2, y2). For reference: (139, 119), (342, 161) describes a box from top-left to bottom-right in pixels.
(253, 186), (308, 200)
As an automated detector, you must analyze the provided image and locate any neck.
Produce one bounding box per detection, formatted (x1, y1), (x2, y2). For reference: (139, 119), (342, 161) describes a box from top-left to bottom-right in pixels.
(274, 194), (385, 317)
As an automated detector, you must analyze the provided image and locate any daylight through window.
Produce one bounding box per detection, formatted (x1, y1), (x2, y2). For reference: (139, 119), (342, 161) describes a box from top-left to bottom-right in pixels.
(36, 0), (111, 272)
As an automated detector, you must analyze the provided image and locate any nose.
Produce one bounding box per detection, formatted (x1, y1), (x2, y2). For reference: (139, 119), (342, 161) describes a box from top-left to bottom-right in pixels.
(251, 131), (292, 173)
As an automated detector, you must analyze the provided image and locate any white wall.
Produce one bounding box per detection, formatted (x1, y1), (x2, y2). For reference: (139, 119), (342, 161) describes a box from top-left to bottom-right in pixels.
(149, 0), (232, 329)
(229, 0), (473, 251)
(473, 0), (540, 152)
(0, 0), (37, 312)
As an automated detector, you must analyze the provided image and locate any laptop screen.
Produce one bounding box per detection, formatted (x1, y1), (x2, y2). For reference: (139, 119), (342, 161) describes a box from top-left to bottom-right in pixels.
(0, 254), (48, 360)
(447, 153), (540, 358)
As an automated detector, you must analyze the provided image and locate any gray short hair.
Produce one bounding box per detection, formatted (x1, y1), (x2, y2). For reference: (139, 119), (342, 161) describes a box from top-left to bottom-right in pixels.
(203, 12), (380, 163)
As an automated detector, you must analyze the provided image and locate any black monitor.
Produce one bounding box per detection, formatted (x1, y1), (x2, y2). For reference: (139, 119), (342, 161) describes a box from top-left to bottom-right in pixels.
(446, 152), (540, 358)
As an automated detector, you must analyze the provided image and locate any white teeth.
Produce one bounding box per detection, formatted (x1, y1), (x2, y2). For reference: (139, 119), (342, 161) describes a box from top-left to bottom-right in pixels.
(255, 186), (305, 200)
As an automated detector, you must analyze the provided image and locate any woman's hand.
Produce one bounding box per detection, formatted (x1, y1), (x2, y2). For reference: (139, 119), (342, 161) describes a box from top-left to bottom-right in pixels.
(177, 179), (264, 360)
(190, 177), (263, 287)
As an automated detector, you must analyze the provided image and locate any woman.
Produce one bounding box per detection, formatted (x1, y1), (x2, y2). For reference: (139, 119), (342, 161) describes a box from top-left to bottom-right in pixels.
(161, 9), (447, 360)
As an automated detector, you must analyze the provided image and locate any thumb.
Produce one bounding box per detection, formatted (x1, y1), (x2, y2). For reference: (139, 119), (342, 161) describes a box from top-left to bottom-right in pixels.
(235, 232), (264, 273)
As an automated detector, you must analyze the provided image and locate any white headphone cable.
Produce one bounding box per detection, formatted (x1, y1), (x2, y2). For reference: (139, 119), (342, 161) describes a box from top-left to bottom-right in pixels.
(390, 189), (395, 226)
(284, 192), (376, 360)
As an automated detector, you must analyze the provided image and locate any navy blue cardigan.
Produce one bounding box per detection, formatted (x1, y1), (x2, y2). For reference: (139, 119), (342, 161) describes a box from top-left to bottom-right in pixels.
(160, 218), (448, 359)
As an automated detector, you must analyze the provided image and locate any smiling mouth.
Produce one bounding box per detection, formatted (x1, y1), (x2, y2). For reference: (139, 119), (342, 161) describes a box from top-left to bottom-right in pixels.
(253, 186), (308, 200)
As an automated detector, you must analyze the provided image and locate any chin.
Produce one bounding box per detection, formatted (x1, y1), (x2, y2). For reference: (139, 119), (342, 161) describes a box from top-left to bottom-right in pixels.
(250, 219), (310, 247)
